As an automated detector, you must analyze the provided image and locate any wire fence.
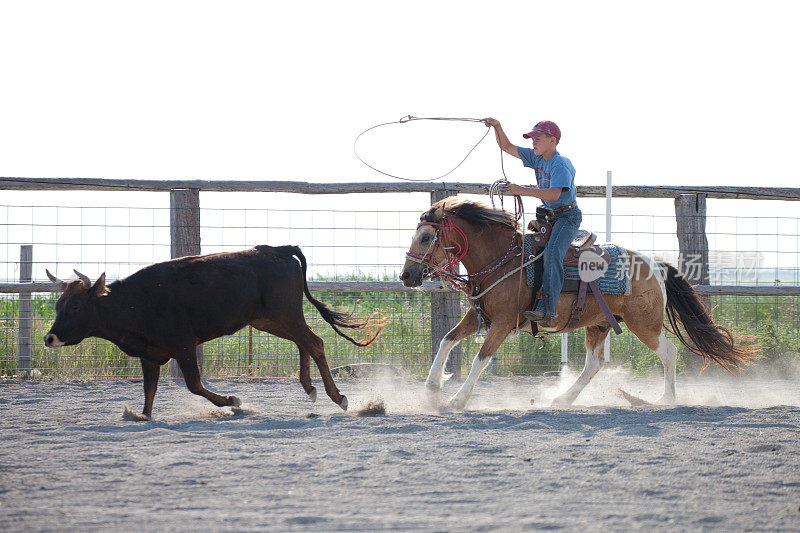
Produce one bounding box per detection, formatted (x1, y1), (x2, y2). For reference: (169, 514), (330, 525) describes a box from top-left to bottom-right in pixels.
(2, 186), (800, 380)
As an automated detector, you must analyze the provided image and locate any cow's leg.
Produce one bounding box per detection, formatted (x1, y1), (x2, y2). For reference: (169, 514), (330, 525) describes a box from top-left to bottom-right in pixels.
(299, 349), (316, 402)
(448, 321), (513, 410)
(175, 350), (241, 408)
(426, 308), (479, 392)
(551, 325), (608, 407)
(250, 318), (345, 409)
(141, 358), (160, 419)
(301, 329), (348, 410)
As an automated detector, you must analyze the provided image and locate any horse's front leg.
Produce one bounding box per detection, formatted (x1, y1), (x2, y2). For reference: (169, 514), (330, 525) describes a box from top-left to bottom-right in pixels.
(449, 321), (513, 410)
(426, 308), (479, 392)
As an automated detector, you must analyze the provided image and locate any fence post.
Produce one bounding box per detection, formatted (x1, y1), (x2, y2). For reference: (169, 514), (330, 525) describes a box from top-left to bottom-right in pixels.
(18, 245), (33, 376)
(430, 189), (462, 379)
(169, 189), (202, 378)
(675, 193), (710, 287)
(675, 193), (709, 372)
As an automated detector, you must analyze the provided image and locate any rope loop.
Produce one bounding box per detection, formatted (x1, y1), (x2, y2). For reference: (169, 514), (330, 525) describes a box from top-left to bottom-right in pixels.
(354, 115), (495, 182)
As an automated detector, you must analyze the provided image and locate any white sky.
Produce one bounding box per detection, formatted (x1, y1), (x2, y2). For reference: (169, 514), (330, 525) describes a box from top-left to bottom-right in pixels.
(2, 0), (798, 186)
(2, 1), (800, 282)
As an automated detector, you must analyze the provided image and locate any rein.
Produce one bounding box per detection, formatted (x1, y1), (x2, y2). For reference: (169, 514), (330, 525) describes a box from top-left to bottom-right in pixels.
(469, 250), (542, 300)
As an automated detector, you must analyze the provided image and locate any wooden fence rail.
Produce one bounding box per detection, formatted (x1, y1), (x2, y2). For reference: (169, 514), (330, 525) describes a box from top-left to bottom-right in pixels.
(3, 177), (800, 200)
(6, 282), (799, 296)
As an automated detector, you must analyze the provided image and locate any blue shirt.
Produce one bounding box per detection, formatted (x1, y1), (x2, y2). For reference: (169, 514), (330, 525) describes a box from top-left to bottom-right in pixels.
(516, 147), (577, 210)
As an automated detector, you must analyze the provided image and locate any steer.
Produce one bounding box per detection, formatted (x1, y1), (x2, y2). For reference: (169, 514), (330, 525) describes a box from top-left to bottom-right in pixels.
(44, 245), (382, 419)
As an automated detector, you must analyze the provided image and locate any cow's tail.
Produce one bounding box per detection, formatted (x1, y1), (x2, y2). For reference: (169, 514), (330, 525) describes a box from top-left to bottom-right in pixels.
(290, 246), (385, 347)
(662, 262), (761, 372)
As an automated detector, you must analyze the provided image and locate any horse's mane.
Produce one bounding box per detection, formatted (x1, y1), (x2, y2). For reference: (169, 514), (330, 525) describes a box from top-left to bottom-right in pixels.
(424, 197), (519, 230)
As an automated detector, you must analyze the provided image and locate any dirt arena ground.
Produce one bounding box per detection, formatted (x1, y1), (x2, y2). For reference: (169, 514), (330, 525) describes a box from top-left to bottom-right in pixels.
(1, 370), (799, 531)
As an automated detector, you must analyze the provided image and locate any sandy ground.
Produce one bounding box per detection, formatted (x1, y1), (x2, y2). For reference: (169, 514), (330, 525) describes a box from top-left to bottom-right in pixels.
(1, 370), (799, 532)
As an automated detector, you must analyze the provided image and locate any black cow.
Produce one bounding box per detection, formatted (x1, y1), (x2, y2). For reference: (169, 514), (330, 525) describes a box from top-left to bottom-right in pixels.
(44, 245), (382, 419)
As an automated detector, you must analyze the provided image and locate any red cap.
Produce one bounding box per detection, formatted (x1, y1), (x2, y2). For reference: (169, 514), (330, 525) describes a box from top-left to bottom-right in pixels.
(523, 120), (561, 141)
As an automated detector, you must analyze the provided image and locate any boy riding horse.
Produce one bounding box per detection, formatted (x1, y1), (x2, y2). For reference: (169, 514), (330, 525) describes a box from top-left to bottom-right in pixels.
(483, 118), (581, 326)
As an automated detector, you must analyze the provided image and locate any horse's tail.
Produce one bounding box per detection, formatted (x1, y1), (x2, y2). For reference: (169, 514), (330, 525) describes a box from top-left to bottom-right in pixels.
(661, 262), (761, 372)
(290, 246), (385, 347)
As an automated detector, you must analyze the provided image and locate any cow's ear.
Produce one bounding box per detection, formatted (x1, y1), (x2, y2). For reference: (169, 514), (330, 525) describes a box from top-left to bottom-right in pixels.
(91, 273), (108, 297)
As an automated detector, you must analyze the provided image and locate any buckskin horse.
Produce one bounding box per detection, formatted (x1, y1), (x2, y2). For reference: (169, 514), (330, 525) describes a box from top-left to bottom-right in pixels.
(400, 197), (759, 409)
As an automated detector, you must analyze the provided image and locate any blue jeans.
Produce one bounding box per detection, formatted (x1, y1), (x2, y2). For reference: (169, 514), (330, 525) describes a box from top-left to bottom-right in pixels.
(540, 208), (582, 315)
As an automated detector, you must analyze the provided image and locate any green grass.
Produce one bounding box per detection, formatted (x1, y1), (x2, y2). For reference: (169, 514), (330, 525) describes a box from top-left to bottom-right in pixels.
(1, 282), (797, 380)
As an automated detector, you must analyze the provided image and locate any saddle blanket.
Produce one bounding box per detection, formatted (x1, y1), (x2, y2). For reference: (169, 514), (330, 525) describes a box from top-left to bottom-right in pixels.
(523, 236), (632, 295)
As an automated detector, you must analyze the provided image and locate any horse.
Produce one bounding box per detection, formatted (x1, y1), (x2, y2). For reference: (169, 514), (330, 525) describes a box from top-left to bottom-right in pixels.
(399, 196), (759, 409)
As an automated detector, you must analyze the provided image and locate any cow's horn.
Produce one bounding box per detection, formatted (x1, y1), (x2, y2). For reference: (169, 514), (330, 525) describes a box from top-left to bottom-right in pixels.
(73, 269), (92, 289)
(46, 269), (67, 290)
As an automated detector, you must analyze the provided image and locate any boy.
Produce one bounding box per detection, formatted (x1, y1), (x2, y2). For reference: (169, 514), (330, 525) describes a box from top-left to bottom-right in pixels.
(483, 118), (582, 325)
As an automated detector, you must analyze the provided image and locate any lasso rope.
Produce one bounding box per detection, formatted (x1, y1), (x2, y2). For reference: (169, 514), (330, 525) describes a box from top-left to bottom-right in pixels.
(354, 115), (506, 183)
(355, 114), (522, 216)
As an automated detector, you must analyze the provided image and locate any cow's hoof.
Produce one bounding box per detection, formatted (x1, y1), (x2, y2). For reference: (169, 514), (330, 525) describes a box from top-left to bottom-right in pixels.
(308, 387), (317, 403)
(229, 395), (242, 407)
(339, 396), (348, 411)
(123, 406), (151, 422)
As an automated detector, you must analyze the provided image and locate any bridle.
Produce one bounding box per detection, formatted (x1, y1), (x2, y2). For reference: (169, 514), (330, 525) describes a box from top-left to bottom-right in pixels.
(405, 217), (470, 285)
(405, 216), (533, 296)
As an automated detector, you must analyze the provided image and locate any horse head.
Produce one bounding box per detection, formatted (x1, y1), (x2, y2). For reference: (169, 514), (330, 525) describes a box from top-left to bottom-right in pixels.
(400, 204), (448, 287)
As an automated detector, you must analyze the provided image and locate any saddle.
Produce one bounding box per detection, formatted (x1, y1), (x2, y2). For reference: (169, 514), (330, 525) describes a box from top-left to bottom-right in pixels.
(563, 230), (607, 267)
(527, 222), (604, 267)
(524, 222), (622, 336)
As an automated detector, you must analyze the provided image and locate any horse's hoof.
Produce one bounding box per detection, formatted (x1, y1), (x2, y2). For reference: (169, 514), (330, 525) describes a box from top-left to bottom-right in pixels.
(229, 395), (242, 407)
(448, 396), (467, 411)
(308, 387), (317, 403)
(423, 387), (444, 410)
(425, 380), (441, 393)
(654, 394), (675, 406)
(550, 397), (572, 408)
(339, 396), (348, 411)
